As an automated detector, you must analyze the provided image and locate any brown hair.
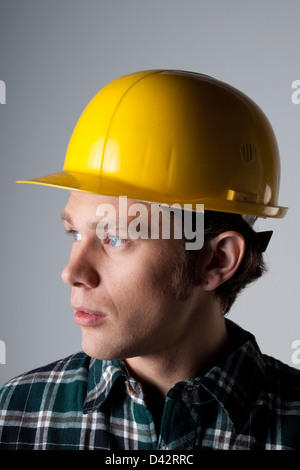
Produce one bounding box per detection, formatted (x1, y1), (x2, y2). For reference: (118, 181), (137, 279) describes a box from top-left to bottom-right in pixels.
(171, 210), (269, 314)
(202, 211), (268, 314)
(170, 211), (272, 315)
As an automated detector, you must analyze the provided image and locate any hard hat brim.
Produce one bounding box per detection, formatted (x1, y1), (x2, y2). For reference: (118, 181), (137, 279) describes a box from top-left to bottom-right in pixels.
(16, 170), (288, 218)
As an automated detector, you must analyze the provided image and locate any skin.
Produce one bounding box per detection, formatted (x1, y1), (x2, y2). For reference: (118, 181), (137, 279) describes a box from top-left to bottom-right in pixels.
(61, 191), (245, 398)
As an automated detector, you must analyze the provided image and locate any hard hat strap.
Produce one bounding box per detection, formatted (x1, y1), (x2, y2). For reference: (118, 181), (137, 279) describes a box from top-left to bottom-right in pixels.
(255, 231), (273, 253)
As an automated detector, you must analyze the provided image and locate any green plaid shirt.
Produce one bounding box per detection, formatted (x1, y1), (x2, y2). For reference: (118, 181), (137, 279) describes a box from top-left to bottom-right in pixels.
(0, 320), (299, 450)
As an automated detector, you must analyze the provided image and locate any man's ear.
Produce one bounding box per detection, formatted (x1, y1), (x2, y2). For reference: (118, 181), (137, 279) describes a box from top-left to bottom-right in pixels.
(196, 231), (245, 291)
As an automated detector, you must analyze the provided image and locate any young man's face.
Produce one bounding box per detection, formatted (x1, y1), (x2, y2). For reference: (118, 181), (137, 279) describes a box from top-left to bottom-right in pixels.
(61, 191), (201, 361)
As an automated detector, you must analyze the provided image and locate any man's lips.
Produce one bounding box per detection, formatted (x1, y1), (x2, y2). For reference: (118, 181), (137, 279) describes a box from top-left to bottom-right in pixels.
(72, 305), (107, 315)
(72, 305), (108, 327)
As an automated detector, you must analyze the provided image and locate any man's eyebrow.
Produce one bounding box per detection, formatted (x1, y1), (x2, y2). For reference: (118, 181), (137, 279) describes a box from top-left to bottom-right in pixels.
(60, 210), (73, 225)
(60, 209), (129, 232)
(60, 210), (98, 230)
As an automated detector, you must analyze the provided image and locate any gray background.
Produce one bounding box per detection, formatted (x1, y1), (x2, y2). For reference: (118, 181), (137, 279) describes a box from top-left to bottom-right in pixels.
(1, 0), (300, 386)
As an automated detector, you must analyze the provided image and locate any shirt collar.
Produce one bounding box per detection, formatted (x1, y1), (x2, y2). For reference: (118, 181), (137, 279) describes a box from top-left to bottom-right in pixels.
(83, 359), (129, 413)
(199, 320), (266, 433)
(83, 320), (266, 433)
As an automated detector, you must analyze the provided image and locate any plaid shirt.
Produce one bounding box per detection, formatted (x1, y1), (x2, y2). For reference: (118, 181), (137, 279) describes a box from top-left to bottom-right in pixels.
(0, 320), (299, 450)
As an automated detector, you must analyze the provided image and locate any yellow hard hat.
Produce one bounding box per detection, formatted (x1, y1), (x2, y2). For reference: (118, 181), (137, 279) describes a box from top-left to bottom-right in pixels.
(17, 69), (287, 218)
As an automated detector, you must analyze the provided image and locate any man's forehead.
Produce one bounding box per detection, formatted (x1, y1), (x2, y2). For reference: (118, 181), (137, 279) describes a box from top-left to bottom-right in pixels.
(62, 191), (152, 224)
(62, 191), (192, 225)
(66, 191), (150, 209)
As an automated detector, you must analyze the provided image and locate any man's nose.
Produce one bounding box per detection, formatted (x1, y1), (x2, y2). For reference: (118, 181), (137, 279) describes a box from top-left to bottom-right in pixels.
(61, 247), (100, 288)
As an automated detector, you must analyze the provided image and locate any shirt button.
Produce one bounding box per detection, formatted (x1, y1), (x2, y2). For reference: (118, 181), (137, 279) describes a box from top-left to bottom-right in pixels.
(184, 385), (194, 390)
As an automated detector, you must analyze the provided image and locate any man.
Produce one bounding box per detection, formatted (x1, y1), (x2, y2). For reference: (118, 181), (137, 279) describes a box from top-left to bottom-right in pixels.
(0, 70), (299, 450)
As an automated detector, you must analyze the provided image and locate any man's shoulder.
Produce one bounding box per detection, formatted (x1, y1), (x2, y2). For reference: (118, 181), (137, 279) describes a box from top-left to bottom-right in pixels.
(1, 351), (91, 387)
(0, 352), (93, 411)
(263, 351), (300, 383)
(262, 353), (300, 396)
(227, 320), (300, 398)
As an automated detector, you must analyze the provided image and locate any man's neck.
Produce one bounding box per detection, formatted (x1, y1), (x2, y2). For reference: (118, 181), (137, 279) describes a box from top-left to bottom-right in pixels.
(124, 305), (229, 398)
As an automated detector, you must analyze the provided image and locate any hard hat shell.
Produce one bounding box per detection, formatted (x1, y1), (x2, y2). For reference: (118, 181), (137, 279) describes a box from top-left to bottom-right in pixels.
(17, 69), (287, 218)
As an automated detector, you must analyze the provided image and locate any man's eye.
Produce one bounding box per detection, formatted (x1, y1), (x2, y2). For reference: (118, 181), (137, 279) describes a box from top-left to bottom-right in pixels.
(107, 235), (126, 247)
(65, 230), (82, 242)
